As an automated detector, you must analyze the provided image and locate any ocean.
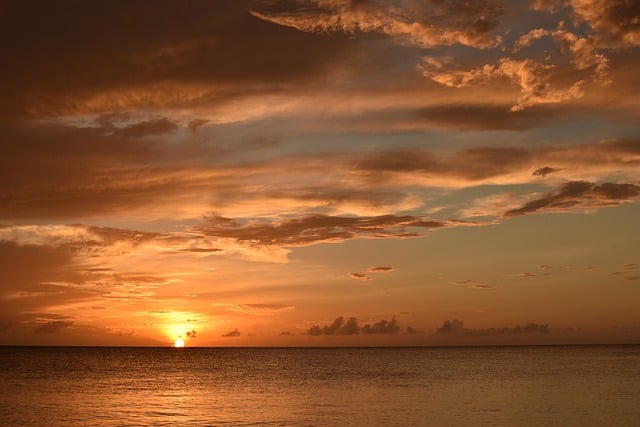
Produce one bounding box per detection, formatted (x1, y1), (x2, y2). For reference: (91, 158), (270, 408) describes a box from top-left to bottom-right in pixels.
(1, 345), (638, 426)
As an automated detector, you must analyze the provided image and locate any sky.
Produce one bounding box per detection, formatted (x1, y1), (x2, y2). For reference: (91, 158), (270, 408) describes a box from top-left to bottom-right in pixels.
(1, 0), (639, 347)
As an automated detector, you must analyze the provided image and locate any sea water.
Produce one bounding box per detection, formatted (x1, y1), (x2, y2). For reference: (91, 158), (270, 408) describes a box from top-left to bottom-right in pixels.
(1, 345), (639, 426)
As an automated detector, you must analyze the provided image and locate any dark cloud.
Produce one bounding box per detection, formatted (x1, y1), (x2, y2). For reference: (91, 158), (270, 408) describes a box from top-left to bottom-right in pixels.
(504, 181), (640, 217)
(308, 315), (400, 335)
(178, 248), (223, 253)
(0, 122), (188, 220)
(349, 272), (371, 281)
(34, 320), (74, 334)
(357, 146), (532, 181)
(533, 166), (560, 177)
(437, 319), (550, 335)
(186, 329), (197, 338)
(361, 317), (400, 334)
(415, 103), (558, 131)
(0, 242), (101, 318)
(1, 0), (356, 119)
(193, 214), (445, 247)
(222, 328), (240, 337)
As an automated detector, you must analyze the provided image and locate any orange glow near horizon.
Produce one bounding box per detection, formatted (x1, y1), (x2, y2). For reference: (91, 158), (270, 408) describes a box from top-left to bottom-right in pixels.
(174, 338), (185, 348)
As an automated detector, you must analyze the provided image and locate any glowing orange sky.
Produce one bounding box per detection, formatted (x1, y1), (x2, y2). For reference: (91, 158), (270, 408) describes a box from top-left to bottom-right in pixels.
(1, 0), (639, 346)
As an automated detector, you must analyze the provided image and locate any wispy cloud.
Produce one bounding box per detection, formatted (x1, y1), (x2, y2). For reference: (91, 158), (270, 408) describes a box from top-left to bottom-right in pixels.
(504, 181), (640, 217)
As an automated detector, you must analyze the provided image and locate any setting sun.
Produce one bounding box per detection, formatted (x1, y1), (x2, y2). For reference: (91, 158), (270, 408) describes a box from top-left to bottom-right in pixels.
(174, 338), (185, 348)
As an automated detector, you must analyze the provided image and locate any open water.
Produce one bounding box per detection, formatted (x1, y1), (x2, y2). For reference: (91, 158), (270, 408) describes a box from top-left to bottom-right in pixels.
(1, 345), (639, 426)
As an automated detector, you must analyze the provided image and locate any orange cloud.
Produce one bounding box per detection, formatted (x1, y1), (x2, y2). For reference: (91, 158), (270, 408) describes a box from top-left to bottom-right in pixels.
(251, 0), (503, 49)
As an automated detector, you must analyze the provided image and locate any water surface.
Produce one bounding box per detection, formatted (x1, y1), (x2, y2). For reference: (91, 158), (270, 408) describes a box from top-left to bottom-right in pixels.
(1, 345), (638, 426)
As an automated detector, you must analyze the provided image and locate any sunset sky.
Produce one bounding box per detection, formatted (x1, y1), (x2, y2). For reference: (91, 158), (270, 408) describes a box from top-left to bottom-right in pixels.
(1, 0), (639, 347)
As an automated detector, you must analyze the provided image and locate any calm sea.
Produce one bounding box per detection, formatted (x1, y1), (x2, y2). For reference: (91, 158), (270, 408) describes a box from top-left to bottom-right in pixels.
(0, 345), (638, 426)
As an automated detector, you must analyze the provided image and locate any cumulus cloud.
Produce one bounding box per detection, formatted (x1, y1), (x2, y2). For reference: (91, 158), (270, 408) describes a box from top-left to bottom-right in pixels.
(421, 56), (585, 111)
(222, 328), (240, 337)
(569, 0), (640, 47)
(34, 320), (74, 334)
(308, 315), (400, 335)
(186, 329), (197, 338)
(514, 28), (552, 51)
(437, 319), (550, 335)
(504, 181), (640, 217)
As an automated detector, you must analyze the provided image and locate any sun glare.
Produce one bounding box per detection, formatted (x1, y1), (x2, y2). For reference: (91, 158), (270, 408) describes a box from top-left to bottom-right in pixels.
(174, 338), (185, 348)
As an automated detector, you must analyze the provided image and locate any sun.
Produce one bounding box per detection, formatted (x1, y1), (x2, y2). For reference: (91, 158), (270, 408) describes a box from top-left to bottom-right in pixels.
(174, 338), (185, 348)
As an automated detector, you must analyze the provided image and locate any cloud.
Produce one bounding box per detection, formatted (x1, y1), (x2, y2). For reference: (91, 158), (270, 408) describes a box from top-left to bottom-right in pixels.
(2, 115), (638, 226)
(450, 279), (492, 289)
(368, 266), (393, 273)
(349, 272), (371, 281)
(514, 28), (552, 51)
(221, 328), (240, 337)
(361, 317), (400, 334)
(225, 303), (295, 314)
(2, 1), (356, 120)
(186, 329), (197, 338)
(251, 0), (504, 49)
(34, 320), (74, 334)
(530, 0), (561, 12)
(348, 267), (397, 281)
(515, 272), (536, 278)
(192, 213), (445, 248)
(569, 0), (640, 48)
(0, 242), (101, 318)
(421, 57), (585, 111)
(437, 319), (550, 335)
(114, 118), (178, 138)
(533, 166), (561, 177)
(308, 315), (400, 335)
(504, 181), (640, 217)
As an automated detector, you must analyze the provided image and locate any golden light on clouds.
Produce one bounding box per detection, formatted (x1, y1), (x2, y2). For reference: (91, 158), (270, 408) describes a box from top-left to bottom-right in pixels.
(0, 0), (638, 347)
